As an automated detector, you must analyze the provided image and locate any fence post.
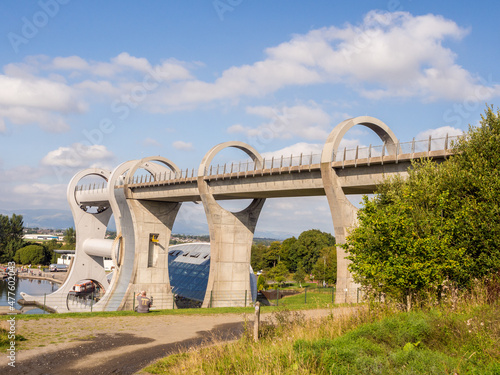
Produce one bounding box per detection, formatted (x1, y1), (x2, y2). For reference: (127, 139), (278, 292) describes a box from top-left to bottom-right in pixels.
(245, 290), (247, 307)
(254, 302), (260, 342)
(210, 290), (213, 308)
(133, 292), (135, 312)
(276, 288), (279, 306)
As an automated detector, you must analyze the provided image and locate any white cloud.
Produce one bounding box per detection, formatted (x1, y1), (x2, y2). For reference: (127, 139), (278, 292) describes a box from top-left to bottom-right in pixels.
(51, 56), (90, 71)
(0, 75), (84, 112)
(255, 197), (334, 238)
(228, 103), (335, 142)
(417, 126), (463, 139)
(142, 138), (162, 147)
(147, 11), (500, 109)
(172, 140), (194, 151)
(0, 71), (86, 132)
(11, 183), (67, 208)
(2, 11), (498, 131)
(111, 52), (152, 72)
(262, 142), (323, 159)
(41, 143), (114, 168)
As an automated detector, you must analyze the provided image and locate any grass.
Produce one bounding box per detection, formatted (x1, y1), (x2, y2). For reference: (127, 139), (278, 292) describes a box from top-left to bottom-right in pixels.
(277, 288), (336, 308)
(141, 287), (500, 374)
(0, 288), (342, 321)
(0, 328), (26, 350)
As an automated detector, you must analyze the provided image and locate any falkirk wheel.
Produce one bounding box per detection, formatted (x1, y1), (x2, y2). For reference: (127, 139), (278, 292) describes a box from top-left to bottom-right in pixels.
(21, 116), (399, 312)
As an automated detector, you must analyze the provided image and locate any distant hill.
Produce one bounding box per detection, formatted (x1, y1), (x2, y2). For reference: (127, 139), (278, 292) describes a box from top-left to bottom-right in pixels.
(0, 208), (74, 230)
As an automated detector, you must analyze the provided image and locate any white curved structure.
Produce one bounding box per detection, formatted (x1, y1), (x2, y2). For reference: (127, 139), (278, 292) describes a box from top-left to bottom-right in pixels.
(21, 116), (452, 312)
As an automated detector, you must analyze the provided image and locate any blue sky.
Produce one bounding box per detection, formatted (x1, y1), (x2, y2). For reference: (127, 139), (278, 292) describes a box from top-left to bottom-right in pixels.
(1, 0), (499, 237)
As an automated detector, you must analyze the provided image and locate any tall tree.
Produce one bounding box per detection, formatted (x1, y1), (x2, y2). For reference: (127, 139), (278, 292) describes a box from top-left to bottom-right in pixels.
(63, 227), (76, 247)
(312, 246), (337, 285)
(0, 214), (25, 262)
(345, 106), (500, 309)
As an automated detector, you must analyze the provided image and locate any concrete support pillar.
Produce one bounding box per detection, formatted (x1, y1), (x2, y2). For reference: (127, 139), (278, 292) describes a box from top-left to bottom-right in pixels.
(321, 116), (399, 303)
(198, 142), (265, 308)
(119, 156), (182, 310)
(121, 199), (180, 310)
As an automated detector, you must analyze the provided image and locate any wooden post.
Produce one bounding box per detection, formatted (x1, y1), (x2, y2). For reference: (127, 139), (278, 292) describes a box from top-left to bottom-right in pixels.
(254, 302), (260, 342)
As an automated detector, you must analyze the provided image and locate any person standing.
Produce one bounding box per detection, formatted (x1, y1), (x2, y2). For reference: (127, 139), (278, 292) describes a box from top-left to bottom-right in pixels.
(136, 291), (152, 313)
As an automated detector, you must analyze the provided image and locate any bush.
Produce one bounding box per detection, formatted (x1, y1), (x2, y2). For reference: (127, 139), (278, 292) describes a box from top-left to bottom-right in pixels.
(14, 245), (51, 265)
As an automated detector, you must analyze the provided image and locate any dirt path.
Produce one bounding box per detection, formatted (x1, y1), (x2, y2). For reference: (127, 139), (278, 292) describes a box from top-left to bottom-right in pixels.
(1, 307), (354, 375)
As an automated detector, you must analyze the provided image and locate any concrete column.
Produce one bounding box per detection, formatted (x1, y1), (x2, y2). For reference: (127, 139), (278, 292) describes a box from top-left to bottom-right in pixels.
(122, 199), (180, 310)
(321, 116), (398, 303)
(198, 142), (265, 307)
(119, 156), (182, 310)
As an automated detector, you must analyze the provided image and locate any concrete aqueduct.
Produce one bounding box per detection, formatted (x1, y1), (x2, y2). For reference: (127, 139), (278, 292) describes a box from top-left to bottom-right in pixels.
(22, 116), (455, 312)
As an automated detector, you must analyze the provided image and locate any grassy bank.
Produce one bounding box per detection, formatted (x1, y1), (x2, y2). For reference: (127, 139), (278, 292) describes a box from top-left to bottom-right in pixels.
(142, 290), (500, 374)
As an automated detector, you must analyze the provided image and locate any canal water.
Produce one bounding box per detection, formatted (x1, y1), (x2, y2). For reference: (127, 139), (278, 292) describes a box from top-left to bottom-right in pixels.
(0, 277), (59, 314)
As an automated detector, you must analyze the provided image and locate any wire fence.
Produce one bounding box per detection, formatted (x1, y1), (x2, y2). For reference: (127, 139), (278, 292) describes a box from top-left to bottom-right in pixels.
(11, 286), (372, 314)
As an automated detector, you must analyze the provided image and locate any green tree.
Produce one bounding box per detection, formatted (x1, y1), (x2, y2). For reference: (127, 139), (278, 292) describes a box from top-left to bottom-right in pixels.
(251, 243), (267, 272)
(14, 245), (51, 265)
(263, 241), (282, 270)
(257, 274), (267, 291)
(312, 246), (337, 286)
(288, 230), (336, 273)
(280, 236), (298, 271)
(268, 261), (288, 287)
(293, 261), (307, 287)
(0, 214), (25, 262)
(345, 106), (500, 309)
(63, 227), (76, 247)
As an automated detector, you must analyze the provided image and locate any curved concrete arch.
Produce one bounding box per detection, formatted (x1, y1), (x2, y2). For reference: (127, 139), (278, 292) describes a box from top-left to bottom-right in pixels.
(320, 116), (399, 303)
(127, 156), (181, 184)
(95, 160), (137, 311)
(321, 116), (399, 164)
(197, 141), (266, 307)
(197, 141), (264, 177)
(21, 168), (112, 312)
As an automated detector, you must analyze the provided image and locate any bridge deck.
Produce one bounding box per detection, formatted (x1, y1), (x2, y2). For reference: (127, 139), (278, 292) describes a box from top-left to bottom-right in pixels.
(75, 149), (452, 205)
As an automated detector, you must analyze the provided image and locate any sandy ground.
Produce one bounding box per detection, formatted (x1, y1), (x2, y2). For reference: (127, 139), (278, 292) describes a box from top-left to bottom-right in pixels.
(0, 307), (354, 375)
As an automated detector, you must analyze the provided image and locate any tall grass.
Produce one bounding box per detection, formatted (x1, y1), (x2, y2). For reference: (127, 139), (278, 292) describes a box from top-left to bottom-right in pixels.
(141, 280), (500, 374)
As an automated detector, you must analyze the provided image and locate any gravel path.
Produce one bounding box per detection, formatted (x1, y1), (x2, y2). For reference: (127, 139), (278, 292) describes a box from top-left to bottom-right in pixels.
(1, 307), (354, 375)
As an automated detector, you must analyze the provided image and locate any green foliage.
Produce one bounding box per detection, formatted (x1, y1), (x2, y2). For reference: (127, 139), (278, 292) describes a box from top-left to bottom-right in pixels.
(257, 274), (267, 291)
(289, 230), (336, 273)
(14, 244), (51, 265)
(63, 227), (76, 247)
(143, 282), (500, 375)
(0, 214), (24, 262)
(268, 261), (289, 286)
(311, 246), (337, 285)
(251, 243), (267, 272)
(293, 262), (307, 287)
(293, 303), (500, 374)
(345, 106), (500, 308)
(251, 230), (336, 276)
